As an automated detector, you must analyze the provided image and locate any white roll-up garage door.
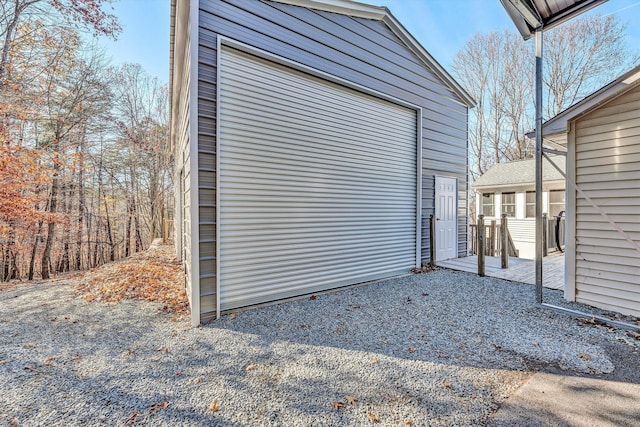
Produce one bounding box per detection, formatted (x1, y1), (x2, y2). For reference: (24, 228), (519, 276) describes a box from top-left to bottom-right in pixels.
(218, 46), (419, 311)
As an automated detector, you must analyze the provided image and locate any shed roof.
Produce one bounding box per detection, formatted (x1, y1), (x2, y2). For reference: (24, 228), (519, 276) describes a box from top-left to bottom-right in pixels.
(472, 155), (565, 191)
(537, 64), (640, 137)
(500, 0), (607, 40)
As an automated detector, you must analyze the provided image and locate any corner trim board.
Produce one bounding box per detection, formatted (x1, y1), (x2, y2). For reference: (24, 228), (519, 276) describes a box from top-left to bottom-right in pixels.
(215, 35), (222, 321)
(189, 0), (201, 326)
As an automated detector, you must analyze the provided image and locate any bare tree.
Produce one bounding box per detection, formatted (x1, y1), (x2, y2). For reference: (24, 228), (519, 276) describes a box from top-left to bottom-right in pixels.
(452, 14), (637, 181)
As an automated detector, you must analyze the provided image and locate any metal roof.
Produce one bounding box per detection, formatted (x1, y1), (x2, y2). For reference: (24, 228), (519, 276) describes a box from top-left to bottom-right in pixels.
(472, 155), (566, 190)
(500, 0), (608, 40)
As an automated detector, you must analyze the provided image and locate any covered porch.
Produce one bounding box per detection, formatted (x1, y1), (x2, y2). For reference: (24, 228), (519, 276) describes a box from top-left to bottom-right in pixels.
(438, 253), (564, 290)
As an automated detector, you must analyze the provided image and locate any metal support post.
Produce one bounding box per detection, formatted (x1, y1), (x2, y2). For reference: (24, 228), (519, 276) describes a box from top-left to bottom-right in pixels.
(542, 213), (548, 257)
(477, 215), (485, 277)
(501, 213), (508, 269)
(429, 214), (436, 268)
(535, 30), (544, 304)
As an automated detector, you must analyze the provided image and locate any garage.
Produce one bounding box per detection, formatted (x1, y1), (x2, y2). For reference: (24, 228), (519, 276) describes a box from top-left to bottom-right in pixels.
(217, 46), (420, 311)
(171, 0), (474, 324)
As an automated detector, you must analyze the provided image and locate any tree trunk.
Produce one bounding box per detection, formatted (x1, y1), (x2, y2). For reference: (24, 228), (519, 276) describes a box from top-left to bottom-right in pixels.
(41, 155), (61, 280)
(132, 197), (143, 252)
(57, 180), (70, 273)
(28, 220), (44, 280)
(75, 134), (86, 271)
(125, 198), (132, 257)
(104, 193), (115, 262)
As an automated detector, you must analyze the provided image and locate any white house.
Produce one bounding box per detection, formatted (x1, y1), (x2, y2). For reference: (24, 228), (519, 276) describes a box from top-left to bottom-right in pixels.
(472, 155), (566, 259)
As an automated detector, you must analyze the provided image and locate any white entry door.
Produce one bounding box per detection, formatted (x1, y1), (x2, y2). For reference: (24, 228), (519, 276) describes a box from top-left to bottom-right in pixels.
(435, 176), (457, 261)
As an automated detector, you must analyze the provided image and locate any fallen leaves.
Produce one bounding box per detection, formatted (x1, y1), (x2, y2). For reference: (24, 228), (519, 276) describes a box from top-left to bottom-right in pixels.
(208, 399), (220, 412)
(309, 295), (317, 300)
(330, 396), (384, 423)
(75, 242), (188, 316)
(369, 359), (379, 364)
(150, 401), (170, 412)
(345, 395), (358, 405)
(577, 353), (592, 361)
(626, 331), (640, 341)
(411, 264), (437, 274)
(441, 380), (452, 389)
(408, 347), (416, 353)
(125, 410), (143, 425)
(245, 364), (258, 371)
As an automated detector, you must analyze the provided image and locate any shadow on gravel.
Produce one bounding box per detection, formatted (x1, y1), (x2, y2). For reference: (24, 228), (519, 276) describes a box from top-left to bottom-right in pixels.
(207, 270), (639, 384)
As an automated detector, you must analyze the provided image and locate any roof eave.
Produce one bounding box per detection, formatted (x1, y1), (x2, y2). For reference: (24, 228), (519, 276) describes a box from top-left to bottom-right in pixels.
(270, 0), (386, 19)
(271, 0), (476, 108)
(537, 63), (640, 137)
(382, 13), (476, 108)
(472, 180), (566, 191)
(500, 0), (608, 41)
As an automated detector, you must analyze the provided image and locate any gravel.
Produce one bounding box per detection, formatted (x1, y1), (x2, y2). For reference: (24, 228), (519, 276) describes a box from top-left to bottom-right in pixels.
(1, 269), (637, 426)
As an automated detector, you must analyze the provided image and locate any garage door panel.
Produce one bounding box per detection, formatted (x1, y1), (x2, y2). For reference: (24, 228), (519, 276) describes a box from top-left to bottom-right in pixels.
(219, 47), (418, 311)
(223, 55), (414, 124)
(222, 110), (417, 159)
(223, 267), (410, 306)
(223, 83), (414, 129)
(220, 130), (417, 164)
(222, 156), (416, 176)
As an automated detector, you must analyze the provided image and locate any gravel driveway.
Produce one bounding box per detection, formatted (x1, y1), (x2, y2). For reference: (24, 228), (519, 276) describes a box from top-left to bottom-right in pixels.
(1, 270), (637, 426)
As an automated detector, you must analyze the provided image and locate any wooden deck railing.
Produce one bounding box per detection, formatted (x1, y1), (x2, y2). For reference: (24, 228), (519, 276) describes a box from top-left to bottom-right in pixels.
(470, 216), (565, 257)
(470, 217), (519, 257)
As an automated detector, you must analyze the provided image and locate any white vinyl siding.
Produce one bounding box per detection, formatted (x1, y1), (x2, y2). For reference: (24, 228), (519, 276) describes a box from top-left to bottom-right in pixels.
(573, 85), (640, 317)
(217, 46), (418, 311)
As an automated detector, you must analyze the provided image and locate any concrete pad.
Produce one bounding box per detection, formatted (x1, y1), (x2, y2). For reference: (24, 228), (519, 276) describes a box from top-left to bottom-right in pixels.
(488, 372), (640, 426)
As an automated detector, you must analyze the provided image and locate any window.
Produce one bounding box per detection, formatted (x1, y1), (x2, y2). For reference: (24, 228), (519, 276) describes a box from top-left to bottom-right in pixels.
(482, 193), (494, 217)
(549, 190), (565, 217)
(501, 192), (515, 217)
(526, 191), (535, 218)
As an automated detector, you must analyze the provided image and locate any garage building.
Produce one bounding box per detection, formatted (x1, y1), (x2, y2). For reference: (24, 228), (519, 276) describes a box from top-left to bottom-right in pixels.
(170, 0), (474, 325)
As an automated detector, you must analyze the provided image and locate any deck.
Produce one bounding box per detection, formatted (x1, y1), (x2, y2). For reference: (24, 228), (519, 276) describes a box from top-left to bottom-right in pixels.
(438, 252), (565, 290)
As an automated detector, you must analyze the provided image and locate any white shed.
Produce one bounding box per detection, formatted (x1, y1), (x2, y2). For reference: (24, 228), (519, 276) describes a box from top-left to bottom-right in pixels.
(543, 65), (640, 317)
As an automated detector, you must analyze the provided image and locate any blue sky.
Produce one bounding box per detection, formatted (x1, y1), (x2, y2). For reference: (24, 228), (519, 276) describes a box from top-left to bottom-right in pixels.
(101, 0), (640, 84)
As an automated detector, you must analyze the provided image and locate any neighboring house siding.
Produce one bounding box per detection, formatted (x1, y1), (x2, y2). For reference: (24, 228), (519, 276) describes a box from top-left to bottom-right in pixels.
(573, 84), (640, 317)
(195, 0), (468, 320)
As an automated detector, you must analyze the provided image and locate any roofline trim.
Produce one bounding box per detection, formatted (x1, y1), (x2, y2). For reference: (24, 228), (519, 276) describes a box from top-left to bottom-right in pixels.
(270, 0), (476, 107)
(471, 180), (566, 191)
(537, 63), (640, 137)
(270, 0), (386, 20)
(382, 13), (475, 107)
(501, 0), (607, 40)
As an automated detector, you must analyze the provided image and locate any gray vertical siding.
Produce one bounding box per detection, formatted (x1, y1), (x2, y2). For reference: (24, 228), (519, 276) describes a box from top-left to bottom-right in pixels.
(195, 0), (469, 320)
